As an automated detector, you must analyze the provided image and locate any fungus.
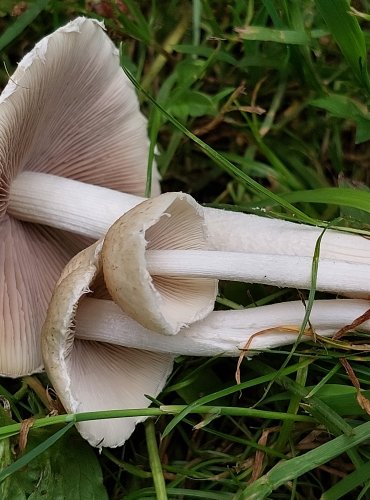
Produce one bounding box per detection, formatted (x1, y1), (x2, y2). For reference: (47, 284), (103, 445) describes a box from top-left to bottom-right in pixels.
(102, 194), (370, 334)
(42, 240), (173, 448)
(0, 17), (159, 376)
(42, 235), (370, 448)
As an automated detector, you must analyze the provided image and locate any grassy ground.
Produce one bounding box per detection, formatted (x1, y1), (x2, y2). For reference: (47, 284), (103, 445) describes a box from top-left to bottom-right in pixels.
(1, 0), (370, 498)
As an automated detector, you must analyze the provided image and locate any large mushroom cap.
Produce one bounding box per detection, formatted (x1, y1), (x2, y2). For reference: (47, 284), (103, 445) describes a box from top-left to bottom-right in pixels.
(0, 17), (159, 376)
(42, 241), (173, 448)
(0, 17), (159, 203)
(102, 192), (218, 335)
(0, 218), (86, 376)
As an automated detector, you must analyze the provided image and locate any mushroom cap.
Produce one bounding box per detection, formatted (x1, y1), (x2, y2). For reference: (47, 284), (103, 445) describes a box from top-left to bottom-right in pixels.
(0, 17), (159, 376)
(102, 192), (218, 335)
(42, 240), (173, 448)
(0, 17), (159, 207)
(0, 217), (86, 376)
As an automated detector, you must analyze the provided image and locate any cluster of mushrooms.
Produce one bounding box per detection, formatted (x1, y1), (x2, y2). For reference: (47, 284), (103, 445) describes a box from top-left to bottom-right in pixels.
(1, 18), (370, 448)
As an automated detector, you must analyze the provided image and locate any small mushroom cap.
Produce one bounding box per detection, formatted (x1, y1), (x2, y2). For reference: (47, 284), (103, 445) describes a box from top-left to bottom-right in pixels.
(102, 192), (218, 335)
(42, 240), (173, 448)
(0, 17), (159, 376)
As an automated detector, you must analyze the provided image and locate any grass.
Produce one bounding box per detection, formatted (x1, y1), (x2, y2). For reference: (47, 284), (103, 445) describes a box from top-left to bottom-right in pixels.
(1, 0), (370, 498)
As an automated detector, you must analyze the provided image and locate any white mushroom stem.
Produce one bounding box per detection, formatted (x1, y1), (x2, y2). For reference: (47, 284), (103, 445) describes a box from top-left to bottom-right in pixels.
(8, 172), (141, 239)
(145, 250), (370, 296)
(9, 172), (370, 267)
(75, 298), (370, 357)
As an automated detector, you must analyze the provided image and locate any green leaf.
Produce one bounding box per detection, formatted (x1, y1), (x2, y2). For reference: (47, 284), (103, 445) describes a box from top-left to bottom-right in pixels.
(167, 90), (216, 119)
(236, 26), (309, 45)
(311, 94), (370, 144)
(355, 116), (370, 143)
(310, 94), (367, 121)
(321, 460), (370, 500)
(1, 426), (108, 500)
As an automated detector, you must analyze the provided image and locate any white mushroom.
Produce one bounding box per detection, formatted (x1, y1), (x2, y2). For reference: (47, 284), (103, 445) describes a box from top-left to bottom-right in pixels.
(42, 236), (370, 448)
(42, 241), (173, 448)
(102, 193), (370, 334)
(3, 24), (368, 321)
(0, 17), (159, 376)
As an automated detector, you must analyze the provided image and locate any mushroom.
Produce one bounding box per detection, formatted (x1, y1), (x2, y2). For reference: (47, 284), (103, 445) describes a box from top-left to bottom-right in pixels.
(3, 25), (368, 292)
(103, 191), (218, 335)
(42, 240), (173, 448)
(0, 17), (160, 376)
(42, 235), (370, 448)
(102, 193), (370, 334)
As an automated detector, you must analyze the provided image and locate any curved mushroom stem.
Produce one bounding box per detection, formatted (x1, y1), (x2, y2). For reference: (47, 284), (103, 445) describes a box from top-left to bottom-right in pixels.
(75, 298), (370, 357)
(9, 172), (370, 267)
(146, 250), (370, 296)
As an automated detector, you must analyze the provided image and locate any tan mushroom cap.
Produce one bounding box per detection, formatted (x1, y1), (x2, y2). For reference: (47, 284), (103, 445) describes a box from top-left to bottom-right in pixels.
(42, 240), (173, 448)
(0, 17), (159, 376)
(102, 192), (218, 335)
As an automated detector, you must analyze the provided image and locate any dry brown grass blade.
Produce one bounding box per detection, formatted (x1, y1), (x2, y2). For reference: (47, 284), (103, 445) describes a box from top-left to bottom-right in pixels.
(18, 418), (35, 453)
(235, 325), (304, 384)
(333, 308), (370, 340)
(249, 426), (280, 483)
(340, 358), (370, 416)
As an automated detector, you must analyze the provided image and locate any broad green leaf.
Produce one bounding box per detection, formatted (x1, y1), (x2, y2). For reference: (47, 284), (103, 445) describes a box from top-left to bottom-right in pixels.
(310, 94), (367, 121)
(355, 115), (370, 143)
(2, 428), (108, 500)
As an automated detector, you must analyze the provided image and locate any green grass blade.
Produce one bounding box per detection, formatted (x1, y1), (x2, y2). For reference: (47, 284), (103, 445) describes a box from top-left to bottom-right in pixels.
(0, 422), (74, 483)
(121, 66), (319, 225)
(145, 420), (167, 500)
(282, 187), (370, 214)
(236, 26), (309, 44)
(321, 460), (370, 500)
(316, 0), (370, 94)
(0, 0), (48, 52)
(237, 420), (370, 499)
(161, 359), (313, 438)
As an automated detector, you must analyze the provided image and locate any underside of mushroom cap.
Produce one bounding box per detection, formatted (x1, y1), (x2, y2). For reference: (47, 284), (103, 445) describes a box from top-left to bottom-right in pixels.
(0, 16), (159, 220)
(42, 241), (173, 448)
(0, 17), (159, 377)
(102, 192), (218, 335)
(0, 216), (87, 377)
